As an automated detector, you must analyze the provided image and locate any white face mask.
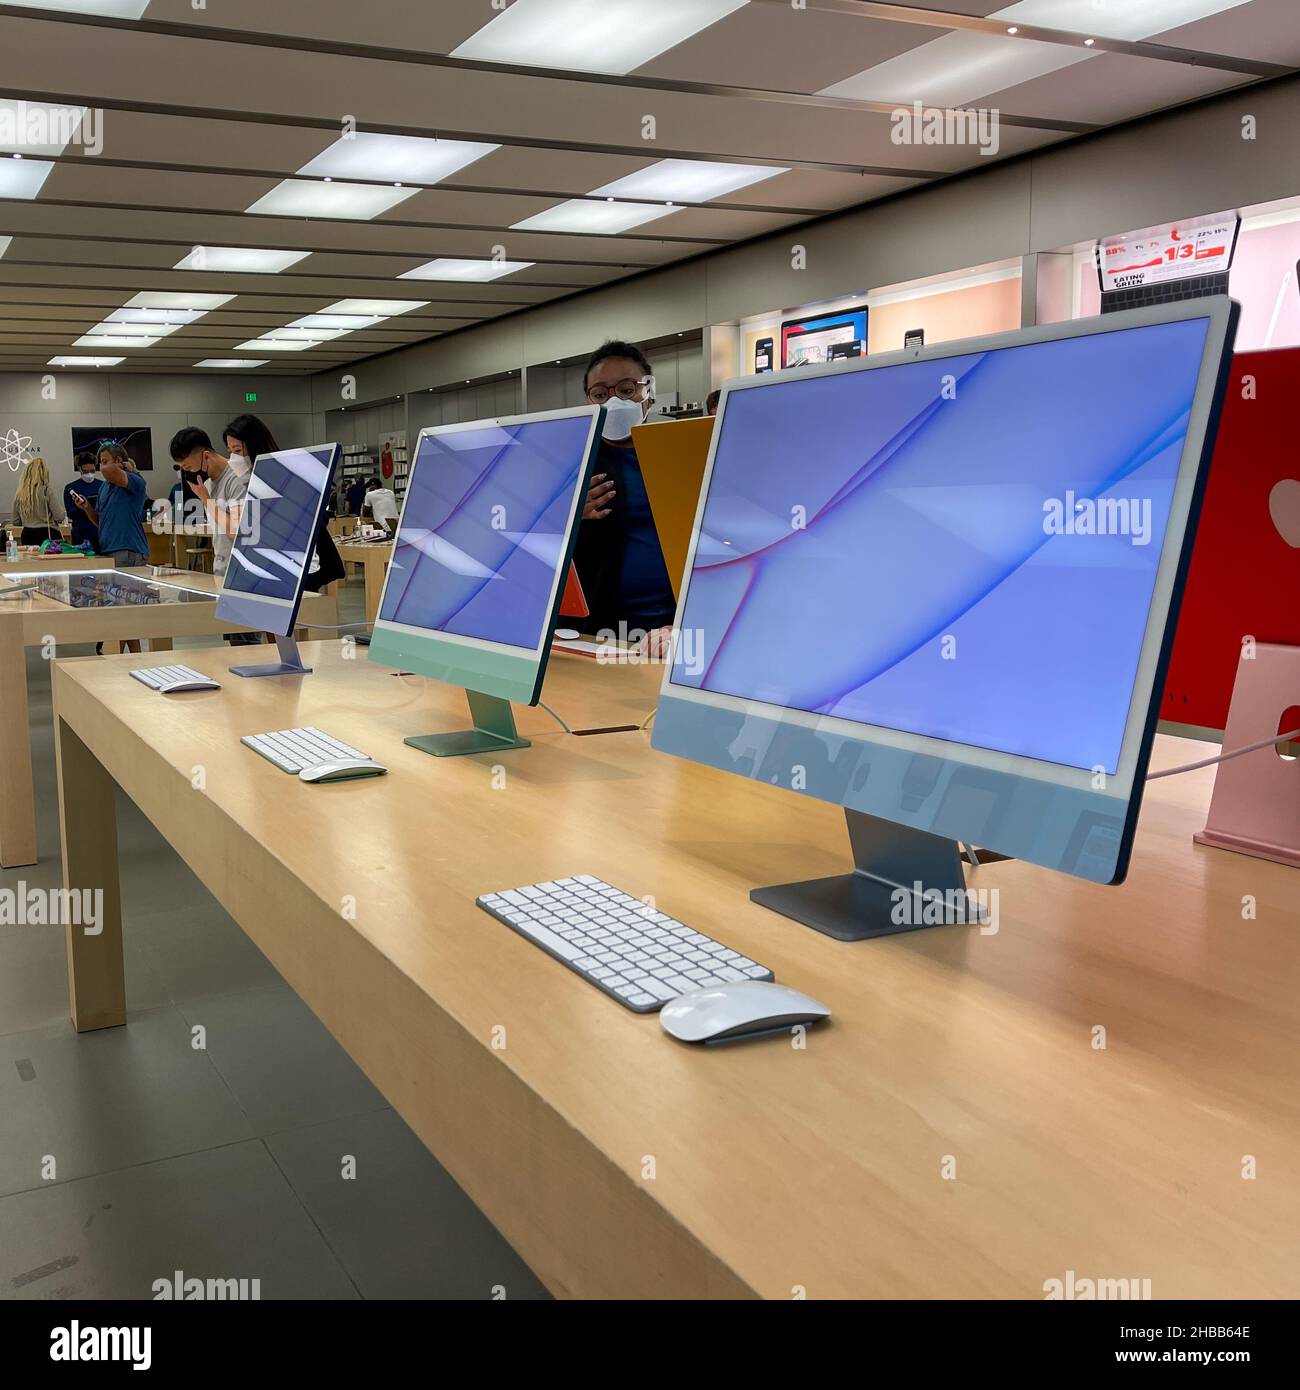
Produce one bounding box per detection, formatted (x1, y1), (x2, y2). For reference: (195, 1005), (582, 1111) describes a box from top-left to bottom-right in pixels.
(600, 397), (644, 442)
(229, 452), (250, 473)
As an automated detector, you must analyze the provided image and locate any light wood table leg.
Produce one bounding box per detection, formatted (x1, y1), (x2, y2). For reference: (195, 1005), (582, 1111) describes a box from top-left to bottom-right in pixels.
(364, 555), (386, 624)
(0, 613), (37, 868)
(56, 715), (126, 1031)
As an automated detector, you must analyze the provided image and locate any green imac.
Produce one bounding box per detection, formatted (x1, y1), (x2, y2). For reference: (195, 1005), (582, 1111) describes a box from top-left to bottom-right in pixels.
(366, 405), (603, 756)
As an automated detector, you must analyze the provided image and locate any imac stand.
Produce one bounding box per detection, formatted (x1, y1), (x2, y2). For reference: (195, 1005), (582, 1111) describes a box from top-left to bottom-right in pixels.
(405, 689), (531, 758)
(230, 633), (312, 679)
(1194, 642), (1300, 868)
(751, 807), (986, 941)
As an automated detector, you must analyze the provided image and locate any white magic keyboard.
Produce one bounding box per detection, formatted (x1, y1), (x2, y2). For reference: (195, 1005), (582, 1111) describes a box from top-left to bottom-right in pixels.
(477, 875), (774, 1013)
(241, 726), (372, 774)
(130, 663), (217, 691)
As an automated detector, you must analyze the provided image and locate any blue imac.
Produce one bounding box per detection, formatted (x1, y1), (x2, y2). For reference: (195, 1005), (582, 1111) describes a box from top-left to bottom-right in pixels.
(214, 442), (341, 678)
(367, 406), (602, 756)
(652, 299), (1239, 940)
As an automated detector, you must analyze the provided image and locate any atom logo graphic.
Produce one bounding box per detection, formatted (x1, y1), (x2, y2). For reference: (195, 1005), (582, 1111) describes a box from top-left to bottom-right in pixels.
(1, 428), (34, 472)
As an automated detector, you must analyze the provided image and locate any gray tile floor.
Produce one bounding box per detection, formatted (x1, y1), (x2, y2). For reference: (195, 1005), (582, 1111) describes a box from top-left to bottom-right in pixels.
(0, 578), (548, 1300)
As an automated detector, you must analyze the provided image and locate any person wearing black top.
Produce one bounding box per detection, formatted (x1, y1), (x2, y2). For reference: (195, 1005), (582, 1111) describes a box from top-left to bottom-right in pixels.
(571, 340), (676, 652)
(222, 414), (347, 594)
(65, 452), (101, 549)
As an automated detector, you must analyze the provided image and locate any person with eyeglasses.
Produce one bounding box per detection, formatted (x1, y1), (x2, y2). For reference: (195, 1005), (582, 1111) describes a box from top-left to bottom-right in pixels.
(572, 339), (675, 655)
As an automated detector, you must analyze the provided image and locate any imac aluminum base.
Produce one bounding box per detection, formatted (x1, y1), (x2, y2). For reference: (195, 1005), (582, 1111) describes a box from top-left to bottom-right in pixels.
(230, 634), (311, 679)
(751, 808), (985, 942)
(405, 689), (531, 759)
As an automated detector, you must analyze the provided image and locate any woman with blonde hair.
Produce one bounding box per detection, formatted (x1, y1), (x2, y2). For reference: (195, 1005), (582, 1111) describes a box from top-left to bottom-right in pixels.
(13, 455), (66, 545)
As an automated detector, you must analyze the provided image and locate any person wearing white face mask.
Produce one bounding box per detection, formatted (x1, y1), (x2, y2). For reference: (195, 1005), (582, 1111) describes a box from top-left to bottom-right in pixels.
(572, 339), (676, 653)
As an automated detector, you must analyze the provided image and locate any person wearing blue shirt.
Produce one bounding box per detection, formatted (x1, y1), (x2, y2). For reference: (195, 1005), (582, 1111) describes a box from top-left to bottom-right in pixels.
(64, 452), (101, 550)
(69, 443), (150, 653)
(71, 443), (148, 565)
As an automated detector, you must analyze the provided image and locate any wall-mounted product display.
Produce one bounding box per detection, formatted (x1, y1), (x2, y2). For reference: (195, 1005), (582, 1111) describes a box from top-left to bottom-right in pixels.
(866, 262), (1021, 355)
(781, 306), (868, 368)
(71, 425), (154, 470)
(1043, 194), (1300, 352)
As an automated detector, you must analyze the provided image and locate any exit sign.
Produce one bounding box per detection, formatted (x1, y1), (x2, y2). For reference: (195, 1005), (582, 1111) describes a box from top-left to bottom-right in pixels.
(244, 392), (257, 403)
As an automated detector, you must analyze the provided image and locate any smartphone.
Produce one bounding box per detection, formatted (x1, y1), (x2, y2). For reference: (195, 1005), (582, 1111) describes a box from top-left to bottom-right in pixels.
(754, 337), (773, 373)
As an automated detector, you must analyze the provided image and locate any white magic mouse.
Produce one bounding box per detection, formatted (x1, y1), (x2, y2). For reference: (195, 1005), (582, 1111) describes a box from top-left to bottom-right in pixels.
(660, 980), (831, 1044)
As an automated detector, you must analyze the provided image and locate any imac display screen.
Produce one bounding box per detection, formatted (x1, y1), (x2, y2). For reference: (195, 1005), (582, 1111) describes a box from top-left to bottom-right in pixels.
(378, 415), (593, 652)
(224, 446), (336, 602)
(672, 317), (1212, 776)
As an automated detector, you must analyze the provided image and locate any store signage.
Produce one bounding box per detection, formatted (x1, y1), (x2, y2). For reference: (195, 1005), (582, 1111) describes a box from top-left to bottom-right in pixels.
(1097, 212), (1239, 292)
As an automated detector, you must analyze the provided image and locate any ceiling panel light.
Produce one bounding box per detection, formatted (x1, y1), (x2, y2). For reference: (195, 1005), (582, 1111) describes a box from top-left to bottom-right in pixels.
(0, 100), (89, 157)
(819, 0), (1248, 106)
(236, 338), (325, 353)
(998, 0), (1249, 43)
(174, 247), (310, 274)
(298, 133), (499, 185)
(195, 359), (269, 369)
(84, 320), (181, 339)
(106, 307), (208, 327)
(324, 298), (429, 316)
(246, 180), (416, 220)
(287, 313), (384, 332)
(511, 200), (675, 235)
(398, 257), (533, 282)
(591, 159), (788, 203)
(48, 355), (125, 366)
(452, 0), (748, 76)
(128, 291), (233, 311)
(0, 156), (55, 200)
(258, 326), (351, 342)
(74, 334), (161, 348)
(7, 3), (150, 18)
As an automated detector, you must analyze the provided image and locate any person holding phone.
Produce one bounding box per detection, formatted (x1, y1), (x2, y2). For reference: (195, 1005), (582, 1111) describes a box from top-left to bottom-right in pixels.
(573, 339), (675, 657)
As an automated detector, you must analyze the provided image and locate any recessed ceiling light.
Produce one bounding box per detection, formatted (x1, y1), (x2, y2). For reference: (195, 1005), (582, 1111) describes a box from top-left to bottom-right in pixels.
(451, 0), (747, 76)
(297, 133), (500, 185)
(324, 298), (429, 316)
(246, 179), (417, 220)
(0, 157), (54, 199)
(511, 200), (675, 235)
(195, 359), (270, 369)
(590, 159), (789, 204)
(174, 247), (310, 273)
(236, 337), (331, 352)
(398, 257), (533, 282)
(1007, 26), (1018, 34)
(127, 291), (233, 310)
(7, 2), (150, 18)
(74, 334), (161, 348)
(1084, 37), (1095, 45)
(48, 354), (125, 367)
(287, 313), (384, 331)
